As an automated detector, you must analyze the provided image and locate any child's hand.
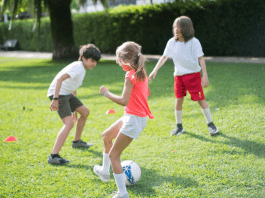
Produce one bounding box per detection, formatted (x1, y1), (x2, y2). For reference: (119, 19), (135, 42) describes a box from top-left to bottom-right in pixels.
(148, 71), (157, 82)
(50, 100), (59, 111)
(100, 86), (108, 96)
(201, 76), (209, 88)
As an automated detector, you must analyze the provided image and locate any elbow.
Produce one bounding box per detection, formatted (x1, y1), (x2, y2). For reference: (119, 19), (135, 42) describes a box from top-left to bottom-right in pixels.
(56, 78), (63, 84)
(121, 99), (129, 106)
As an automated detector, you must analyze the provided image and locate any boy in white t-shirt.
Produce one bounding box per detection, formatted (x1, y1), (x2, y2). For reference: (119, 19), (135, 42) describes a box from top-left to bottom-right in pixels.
(47, 44), (101, 165)
(149, 16), (219, 136)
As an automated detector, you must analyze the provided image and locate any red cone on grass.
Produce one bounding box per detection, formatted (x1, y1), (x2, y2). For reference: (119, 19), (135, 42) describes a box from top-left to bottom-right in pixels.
(106, 109), (116, 114)
(4, 136), (17, 142)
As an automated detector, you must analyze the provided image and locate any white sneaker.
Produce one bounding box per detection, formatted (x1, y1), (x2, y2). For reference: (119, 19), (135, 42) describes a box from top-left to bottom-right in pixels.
(112, 192), (129, 198)
(93, 165), (110, 182)
(208, 122), (219, 136)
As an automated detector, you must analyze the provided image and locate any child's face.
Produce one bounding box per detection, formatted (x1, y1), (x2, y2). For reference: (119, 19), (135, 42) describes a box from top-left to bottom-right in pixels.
(83, 58), (97, 70)
(119, 62), (133, 72)
(173, 24), (184, 41)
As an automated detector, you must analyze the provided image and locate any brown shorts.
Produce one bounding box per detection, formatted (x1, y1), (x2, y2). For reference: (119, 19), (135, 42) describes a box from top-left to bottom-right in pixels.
(49, 94), (83, 119)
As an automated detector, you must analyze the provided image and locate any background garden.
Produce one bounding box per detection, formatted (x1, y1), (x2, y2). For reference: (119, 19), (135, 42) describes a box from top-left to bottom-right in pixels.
(0, 0), (265, 57)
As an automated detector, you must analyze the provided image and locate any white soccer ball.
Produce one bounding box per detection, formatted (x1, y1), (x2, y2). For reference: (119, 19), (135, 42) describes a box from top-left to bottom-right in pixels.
(121, 160), (141, 186)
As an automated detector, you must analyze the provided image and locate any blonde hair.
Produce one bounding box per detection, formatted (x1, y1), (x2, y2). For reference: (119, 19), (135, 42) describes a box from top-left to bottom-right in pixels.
(116, 41), (147, 81)
(173, 16), (194, 42)
(78, 44), (101, 61)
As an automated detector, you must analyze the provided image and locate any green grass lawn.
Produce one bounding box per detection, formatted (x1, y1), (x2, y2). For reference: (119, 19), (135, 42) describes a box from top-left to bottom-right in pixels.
(0, 57), (264, 198)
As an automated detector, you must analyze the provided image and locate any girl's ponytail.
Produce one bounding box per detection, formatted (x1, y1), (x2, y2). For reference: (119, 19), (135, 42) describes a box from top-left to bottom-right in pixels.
(134, 53), (147, 82)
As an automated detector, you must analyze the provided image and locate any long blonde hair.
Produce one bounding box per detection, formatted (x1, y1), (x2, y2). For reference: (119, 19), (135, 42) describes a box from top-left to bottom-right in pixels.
(116, 41), (147, 81)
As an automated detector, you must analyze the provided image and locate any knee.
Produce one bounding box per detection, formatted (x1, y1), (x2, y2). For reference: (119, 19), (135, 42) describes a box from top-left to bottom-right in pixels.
(176, 98), (184, 103)
(102, 131), (109, 143)
(64, 119), (75, 129)
(81, 107), (90, 118)
(108, 150), (117, 161)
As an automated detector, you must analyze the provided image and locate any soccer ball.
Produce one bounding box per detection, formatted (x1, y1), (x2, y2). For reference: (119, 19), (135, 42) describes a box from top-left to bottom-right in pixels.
(121, 160), (141, 186)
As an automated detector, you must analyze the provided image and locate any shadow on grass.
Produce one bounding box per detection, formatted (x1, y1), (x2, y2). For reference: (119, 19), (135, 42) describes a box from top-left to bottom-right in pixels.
(185, 131), (265, 158)
(128, 167), (199, 197)
(1, 59), (265, 108)
(0, 59), (124, 90)
(62, 162), (198, 197)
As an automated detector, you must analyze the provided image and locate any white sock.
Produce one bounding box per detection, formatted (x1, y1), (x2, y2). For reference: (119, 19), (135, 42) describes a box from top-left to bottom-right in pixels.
(202, 107), (213, 124)
(102, 152), (110, 173)
(175, 110), (182, 124)
(113, 173), (127, 195)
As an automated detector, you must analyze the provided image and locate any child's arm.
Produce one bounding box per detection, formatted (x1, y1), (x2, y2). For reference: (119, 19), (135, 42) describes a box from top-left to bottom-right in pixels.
(100, 77), (133, 106)
(199, 56), (209, 88)
(50, 73), (71, 111)
(148, 55), (168, 81)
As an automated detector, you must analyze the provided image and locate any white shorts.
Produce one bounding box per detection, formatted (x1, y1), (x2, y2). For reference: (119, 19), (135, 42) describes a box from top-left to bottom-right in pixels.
(120, 113), (147, 139)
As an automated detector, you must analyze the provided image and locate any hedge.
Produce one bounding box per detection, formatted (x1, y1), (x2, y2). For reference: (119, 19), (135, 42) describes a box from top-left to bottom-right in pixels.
(0, 0), (264, 56)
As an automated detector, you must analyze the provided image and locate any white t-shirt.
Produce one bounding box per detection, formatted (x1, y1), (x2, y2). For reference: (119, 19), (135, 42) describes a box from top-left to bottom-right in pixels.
(47, 61), (86, 97)
(163, 37), (204, 76)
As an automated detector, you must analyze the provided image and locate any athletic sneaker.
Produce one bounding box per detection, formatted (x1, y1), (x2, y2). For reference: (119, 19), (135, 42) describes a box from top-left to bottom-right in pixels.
(170, 124), (184, 137)
(112, 192), (129, 198)
(48, 155), (70, 165)
(72, 139), (93, 148)
(208, 122), (219, 136)
(93, 165), (110, 182)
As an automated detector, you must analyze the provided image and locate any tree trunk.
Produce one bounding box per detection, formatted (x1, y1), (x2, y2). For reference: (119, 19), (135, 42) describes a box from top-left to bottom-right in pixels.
(47, 0), (79, 60)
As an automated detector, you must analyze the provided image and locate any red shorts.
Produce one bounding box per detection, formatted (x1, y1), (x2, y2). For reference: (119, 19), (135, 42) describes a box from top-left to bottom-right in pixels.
(174, 72), (205, 101)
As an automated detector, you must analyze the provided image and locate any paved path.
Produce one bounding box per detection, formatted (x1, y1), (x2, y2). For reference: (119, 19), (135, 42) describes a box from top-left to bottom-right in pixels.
(0, 50), (265, 64)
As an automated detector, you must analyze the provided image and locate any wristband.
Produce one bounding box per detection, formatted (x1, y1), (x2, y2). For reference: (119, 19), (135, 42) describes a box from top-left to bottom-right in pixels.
(53, 97), (59, 100)
(104, 91), (109, 97)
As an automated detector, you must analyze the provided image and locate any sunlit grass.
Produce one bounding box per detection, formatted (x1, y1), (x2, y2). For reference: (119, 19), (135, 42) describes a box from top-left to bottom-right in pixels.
(0, 57), (264, 197)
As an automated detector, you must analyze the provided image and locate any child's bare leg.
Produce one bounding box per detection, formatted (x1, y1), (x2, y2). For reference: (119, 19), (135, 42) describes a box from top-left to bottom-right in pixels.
(93, 118), (123, 181)
(102, 118), (123, 154)
(175, 98), (184, 110)
(52, 116), (74, 154)
(198, 100), (209, 109)
(74, 106), (90, 141)
(109, 133), (132, 196)
(109, 132), (133, 173)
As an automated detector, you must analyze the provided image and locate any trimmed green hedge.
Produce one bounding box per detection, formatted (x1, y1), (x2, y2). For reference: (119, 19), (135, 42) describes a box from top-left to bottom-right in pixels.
(0, 0), (264, 56)
(0, 18), (53, 52)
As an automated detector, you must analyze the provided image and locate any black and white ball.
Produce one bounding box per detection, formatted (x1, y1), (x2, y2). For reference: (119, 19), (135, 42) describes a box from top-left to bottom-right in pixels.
(121, 160), (141, 186)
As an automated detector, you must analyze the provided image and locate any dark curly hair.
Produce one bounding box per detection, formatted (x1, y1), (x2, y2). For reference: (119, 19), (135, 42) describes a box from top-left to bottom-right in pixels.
(78, 44), (101, 62)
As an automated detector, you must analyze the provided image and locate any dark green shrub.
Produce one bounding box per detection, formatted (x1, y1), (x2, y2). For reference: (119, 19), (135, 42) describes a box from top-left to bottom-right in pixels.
(0, 0), (264, 56)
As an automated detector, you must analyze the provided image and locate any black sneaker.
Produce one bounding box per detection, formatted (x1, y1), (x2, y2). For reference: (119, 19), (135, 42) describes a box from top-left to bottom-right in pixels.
(170, 124), (185, 137)
(208, 122), (219, 136)
(72, 139), (93, 148)
(48, 154), (70, 165)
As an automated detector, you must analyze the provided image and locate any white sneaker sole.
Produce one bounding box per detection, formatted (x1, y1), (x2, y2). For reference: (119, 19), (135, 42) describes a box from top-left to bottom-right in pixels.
(209, 127), (219, 136)
(93, 165), (110, 182)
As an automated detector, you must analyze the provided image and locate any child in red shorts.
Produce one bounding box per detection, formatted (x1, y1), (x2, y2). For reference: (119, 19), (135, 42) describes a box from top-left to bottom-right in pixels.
(149, 16), (218, 136)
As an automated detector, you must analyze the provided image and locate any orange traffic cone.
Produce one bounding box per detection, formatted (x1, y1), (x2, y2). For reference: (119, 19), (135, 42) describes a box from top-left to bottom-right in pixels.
(106, 109), (116, 114)
(4, 136), (17, 142)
